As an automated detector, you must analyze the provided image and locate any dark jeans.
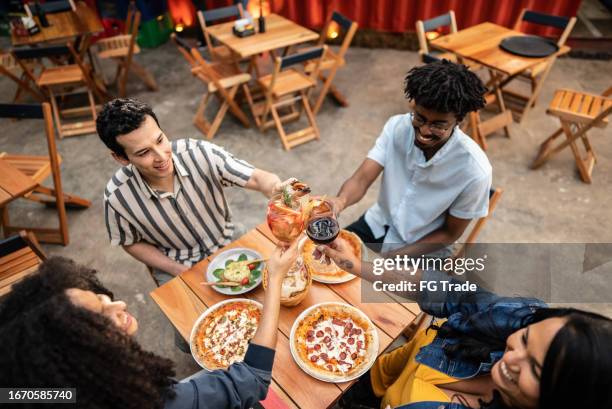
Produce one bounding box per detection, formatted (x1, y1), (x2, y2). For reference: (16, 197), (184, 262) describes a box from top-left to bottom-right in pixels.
(339, 371), (381, 409)
(345, 213), (388, 253)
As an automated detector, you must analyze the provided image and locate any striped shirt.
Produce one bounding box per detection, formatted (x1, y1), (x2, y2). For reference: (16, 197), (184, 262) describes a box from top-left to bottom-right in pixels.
(104, 138), (254, 266)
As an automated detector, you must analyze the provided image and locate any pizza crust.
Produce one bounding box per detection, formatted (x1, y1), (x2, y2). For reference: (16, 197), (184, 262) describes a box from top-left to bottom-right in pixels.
(303, 230), (362, 283)
(291, 303), (378, 382)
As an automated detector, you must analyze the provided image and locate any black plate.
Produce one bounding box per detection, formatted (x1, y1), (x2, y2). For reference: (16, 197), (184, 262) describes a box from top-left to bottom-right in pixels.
(499, 35), (559, 58)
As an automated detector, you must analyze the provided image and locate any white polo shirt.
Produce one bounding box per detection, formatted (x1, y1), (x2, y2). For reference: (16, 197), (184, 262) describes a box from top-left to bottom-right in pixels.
(365, 113), (492, 249)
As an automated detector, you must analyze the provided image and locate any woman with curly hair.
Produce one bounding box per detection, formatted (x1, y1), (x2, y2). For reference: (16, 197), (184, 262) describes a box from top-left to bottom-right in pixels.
(0, 239), (300, 409)
(317, 240), (612, 409)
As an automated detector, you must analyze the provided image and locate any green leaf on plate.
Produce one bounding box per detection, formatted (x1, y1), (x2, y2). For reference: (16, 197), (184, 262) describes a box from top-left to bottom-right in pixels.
(250, 269), (261, 279)
(225, 259), (235, 267)
(216, 284), (229, 289)
(238, 254), (247, 262)
(245, 279), (256, 288)
(213, 268), (224, 278)
(231, 285), (243, 292)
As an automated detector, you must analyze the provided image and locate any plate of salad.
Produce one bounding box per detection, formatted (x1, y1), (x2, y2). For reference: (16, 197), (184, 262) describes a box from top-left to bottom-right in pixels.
(205, 248), (264, 295)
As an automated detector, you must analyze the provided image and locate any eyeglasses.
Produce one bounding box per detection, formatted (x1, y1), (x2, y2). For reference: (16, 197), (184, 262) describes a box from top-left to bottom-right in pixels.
(411, 112), (454, 137)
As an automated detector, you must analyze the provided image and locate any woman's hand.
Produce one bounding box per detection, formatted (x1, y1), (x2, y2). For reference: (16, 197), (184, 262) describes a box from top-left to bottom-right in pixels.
(314, 237), (361, 276)
(266, 237), (300, 287)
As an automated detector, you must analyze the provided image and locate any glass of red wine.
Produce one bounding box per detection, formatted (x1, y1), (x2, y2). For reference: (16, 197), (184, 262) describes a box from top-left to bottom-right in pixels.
(306, 200), (339, 245)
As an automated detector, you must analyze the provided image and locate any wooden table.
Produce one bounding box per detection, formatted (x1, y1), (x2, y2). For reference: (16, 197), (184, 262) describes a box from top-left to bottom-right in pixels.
(0, 158), (37, 208)
(151, 223), (420, 409)
(430, 22), (570, 148)
(11, 1), (103, 47)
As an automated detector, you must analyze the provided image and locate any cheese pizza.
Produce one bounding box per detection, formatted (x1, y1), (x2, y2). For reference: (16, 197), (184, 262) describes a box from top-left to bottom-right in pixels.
(303, 230), (362, 283)
(190, 299), (262, 370)
(291, 302), (378, 382)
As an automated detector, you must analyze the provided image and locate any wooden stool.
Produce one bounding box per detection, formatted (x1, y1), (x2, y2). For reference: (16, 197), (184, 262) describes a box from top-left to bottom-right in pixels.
(531, 87), (612, 183)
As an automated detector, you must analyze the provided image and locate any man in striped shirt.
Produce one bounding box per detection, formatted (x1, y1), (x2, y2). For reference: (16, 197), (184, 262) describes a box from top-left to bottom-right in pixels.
(97, 98), (288, 286)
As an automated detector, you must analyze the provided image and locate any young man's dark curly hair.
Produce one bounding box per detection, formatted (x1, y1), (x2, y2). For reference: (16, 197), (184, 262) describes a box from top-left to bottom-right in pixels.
(96, 98), (160, 159)
(403, 59), (487, 121)
(0, 257), (176, 409)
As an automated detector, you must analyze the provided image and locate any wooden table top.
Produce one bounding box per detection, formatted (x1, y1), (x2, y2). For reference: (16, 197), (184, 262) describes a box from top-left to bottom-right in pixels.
(11, 1), (104, 47)
(151, 223), (420, 409)
(0, 158), (37, 207)
(205, 14), (319, 59)
(430, 22), (570, 77)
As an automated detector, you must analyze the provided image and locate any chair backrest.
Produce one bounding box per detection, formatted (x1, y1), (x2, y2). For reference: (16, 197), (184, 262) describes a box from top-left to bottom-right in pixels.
(188, 47), (226, 91)
(12, 44), (71, 60)
(0, 231), (46, 261)
(25, 0), (75, 16)
(198, 4), (244, 53)
(422, 53), (441, 64)
(513, 9), (577, 46)
(416, 11), (457, 56)
(280, 47), (325, 70)
(125, 1), (140, 36)
(317, 11), (358, 60)
(171, 33), (197, 68)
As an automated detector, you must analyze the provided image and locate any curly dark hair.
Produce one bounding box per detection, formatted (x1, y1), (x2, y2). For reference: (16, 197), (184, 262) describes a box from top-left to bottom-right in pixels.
(96, 98), (160, 159)
(0, 257), (176, 409)
(403, 59), (487, 121)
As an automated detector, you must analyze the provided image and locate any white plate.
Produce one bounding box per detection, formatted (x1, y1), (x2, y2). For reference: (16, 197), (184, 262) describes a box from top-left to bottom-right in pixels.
(289, 301), (379, 383)
(205, 247), (264, 295)
(190, 298), (263, 371)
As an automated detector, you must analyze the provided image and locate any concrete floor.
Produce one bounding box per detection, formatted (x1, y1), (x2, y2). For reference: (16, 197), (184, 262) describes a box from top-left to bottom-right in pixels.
(1, 40), (612, 378)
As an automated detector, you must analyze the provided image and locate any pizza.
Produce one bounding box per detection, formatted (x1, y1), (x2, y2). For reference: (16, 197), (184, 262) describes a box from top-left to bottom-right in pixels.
(303, 230), (362, 283)
(191, 299), (262, 370)
(291, 303), (378, 382)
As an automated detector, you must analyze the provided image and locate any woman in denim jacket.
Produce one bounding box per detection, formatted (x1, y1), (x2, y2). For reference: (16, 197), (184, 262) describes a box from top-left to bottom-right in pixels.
(317, 240), (612, 409)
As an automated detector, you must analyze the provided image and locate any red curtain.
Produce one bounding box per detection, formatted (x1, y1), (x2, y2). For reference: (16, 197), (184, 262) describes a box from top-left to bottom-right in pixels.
(206, 0), (582, 37)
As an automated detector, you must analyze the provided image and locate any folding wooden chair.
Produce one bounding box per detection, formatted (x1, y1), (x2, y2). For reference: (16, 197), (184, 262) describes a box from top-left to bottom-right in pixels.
(531, 87), (612, 183)
(13, 43), (107, 138)
(502, 9), (576, 122)
(197, 4), (244, 64)
(95, 1), (158, 97)
(401, 187), (503, 338)
(301, 11), (358, 114)
(416, 11), (480, 70)
(0, 103), (91, 245)
(0, 52), (45, 103)
(255, 46), (326, 150)
(24, 0), (75, 17)
(0, 230), (46, 298)
(171, 34), (252, 139)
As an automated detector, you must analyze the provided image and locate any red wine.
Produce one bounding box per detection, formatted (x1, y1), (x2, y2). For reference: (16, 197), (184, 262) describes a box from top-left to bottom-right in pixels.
(307, 217), (339, 244)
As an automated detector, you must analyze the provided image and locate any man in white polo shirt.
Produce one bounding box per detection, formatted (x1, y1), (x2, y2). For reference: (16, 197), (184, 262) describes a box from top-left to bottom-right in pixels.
(330, 60), (491, 257)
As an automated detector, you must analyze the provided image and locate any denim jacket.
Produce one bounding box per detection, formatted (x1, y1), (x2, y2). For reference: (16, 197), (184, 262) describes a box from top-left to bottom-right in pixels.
(396, 270), (547, 409)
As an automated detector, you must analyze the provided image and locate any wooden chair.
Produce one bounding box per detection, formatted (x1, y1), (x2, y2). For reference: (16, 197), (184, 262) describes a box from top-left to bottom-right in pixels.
(502, 9), (577, 122)
(531, 87), (612, 183)
(402, 187), (503, 338)
(24, 0), (75, 17)
(172, 34), (252, 139)
(197, 4), (244, 64)
(12, 43), (107, 138)
(303, 11), (358, 114)
(0, 52), (45, 103)
(95, 1), (158, 97)
(0, 231), (46, 298)
(0, 103), (91, 245)
(416, 11), (480, 70)
(255, 46), (326, 150)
